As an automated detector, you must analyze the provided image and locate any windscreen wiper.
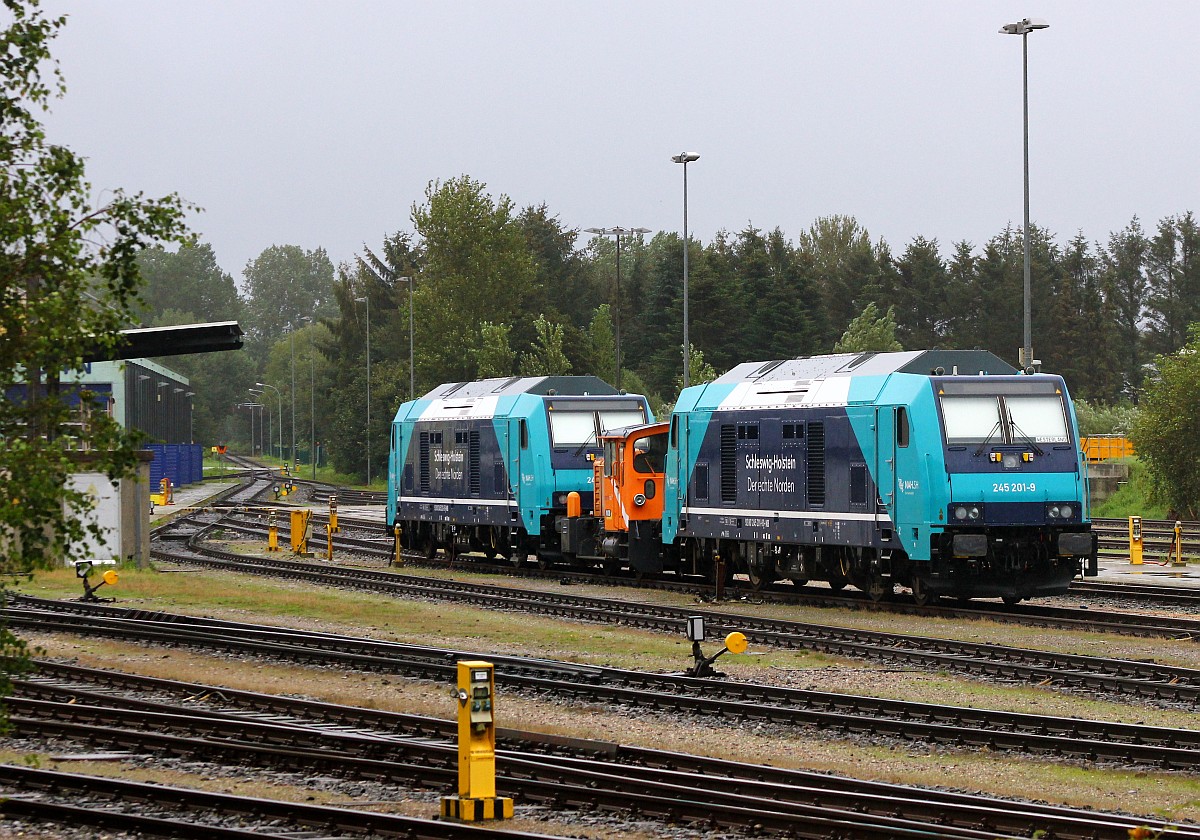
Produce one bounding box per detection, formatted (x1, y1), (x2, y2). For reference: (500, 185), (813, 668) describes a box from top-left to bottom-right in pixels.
(573, 412), (605, 457)
(1007, 411), (1045, 456)
(973, 419), (1004, 457)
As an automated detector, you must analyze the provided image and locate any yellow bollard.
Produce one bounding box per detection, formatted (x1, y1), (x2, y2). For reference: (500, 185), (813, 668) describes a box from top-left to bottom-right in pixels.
(1173, 520), (1186, 567)
(393, 527), (404, 567)
(329, 495), (339, 534)
(326, 522), (334, 561)
(1129, 516), (1143, 565)
(440, 662), (513, 821)
(267, 510), (280, 552)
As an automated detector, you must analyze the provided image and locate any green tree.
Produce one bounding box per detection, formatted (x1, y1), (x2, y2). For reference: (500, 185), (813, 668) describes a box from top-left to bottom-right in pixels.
(587, 304), (616, 385)
(1144, 212), (1200, 358)
(1130, 325), (1200, 518)
(242, 244), (337, 357)
(135, 242), (243, 325)
(1102, 218), (1149, 397)
(0, 0), (192, 719)
(797, 215), (884, 346)
(519, 315), (572, 376)
(892, 237), (950, 349)
(833, 303), (903, 353)
(411, 176), (535, 384)
(477, 322), (516, 378)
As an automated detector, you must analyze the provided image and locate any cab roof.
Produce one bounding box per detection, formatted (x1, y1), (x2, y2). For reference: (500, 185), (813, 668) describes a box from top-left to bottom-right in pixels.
(422, 375), (620, 400)
(713, 350), (1016, 385)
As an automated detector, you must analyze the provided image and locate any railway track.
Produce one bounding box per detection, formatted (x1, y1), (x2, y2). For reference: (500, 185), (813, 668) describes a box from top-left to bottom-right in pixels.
(0, 764), (535, 839)
(145, 512), (1200, 710)
(9, 597), (1200, 773)
(194, 505), (1200, 641)
(7, 658), (1193, 840)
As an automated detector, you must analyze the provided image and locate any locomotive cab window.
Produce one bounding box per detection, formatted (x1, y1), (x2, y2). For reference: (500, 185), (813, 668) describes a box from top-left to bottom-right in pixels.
(896, 407), (910, 448)
(939, 396), (1003, 445)
(632, 433), (667, 474)
(1007, 395), (1070, 444)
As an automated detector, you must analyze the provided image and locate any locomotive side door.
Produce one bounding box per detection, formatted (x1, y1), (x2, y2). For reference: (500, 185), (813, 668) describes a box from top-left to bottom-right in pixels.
(874, 406), (897, 531)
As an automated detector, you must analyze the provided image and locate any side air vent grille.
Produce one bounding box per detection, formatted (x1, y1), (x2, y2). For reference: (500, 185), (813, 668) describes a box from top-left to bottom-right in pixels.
(720, 424), (737, 503)
(807, 421), (825, 506)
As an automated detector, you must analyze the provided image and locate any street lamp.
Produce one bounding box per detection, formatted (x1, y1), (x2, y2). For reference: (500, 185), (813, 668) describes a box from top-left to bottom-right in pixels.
(289, 317), (312, 469)
(355, 295), (372, 485)
(255, 382), (283, 459)
(584, 226), (650, 390)
(250, 388), (272, 461)
(1000, 16), (1049, 374)
(671, 152), (699, 389)
(310, 352), (316, 480)
(184, 393), (194, 446)
(397, 276), (417, 401)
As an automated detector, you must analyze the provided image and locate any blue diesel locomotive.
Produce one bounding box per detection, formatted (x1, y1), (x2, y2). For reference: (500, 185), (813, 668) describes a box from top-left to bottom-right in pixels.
(389, 351), (1098, 604)
(655, 349), (1098, 604)
(387, 375), (652, 564)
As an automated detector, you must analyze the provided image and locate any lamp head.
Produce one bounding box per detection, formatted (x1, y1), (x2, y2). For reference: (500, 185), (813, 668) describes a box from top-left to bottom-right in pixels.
(1000, 18), (1048, 35)
(672, 152), (700, 164)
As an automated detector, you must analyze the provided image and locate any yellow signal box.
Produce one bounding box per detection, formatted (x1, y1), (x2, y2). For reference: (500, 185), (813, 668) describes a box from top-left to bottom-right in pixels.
(441, 661), (513, 822)
(1129, 516), (1143, 565)
(290, 509), (311, 555)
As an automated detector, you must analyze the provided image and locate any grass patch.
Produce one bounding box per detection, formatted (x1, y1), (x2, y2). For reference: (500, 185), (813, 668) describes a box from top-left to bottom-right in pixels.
(1093, 457), (1168, 519)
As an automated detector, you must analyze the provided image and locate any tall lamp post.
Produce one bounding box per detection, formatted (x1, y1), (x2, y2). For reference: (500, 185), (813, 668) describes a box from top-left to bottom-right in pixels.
(671, 152), (699, 389)
(309, 353), (316, 480)
(255, 382), (283, 459)
(355, 295), (372, 485)
(1000, 16), (1049, 374)
(584, 226), (650, 390)
(398, 276), (416, 401)
(288, 317), (312, 470)
(249, 388), (273, 461)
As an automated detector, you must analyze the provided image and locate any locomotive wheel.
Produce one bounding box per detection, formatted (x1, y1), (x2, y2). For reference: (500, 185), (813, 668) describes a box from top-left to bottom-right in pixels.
(1002, 595), (1023, 606)
(536, 554), (550, 571)
(826, 579), (847, 592)
(746, 558), (776, 591)
(601, 558), (621, 577)
(509, 551), (525, 568)
(423, 530), (437, 560)
(910, 576), (938, 607)
(865, 574), (893, 603)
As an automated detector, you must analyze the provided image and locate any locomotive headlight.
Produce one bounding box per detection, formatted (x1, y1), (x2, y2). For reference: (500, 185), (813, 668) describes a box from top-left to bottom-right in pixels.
(954, 505), (969, 521)
(633, 493), (647, 507)
(968, 506), (981, 521)
(1060, 504), (1074, 519)
(1002, 454), (1019, 470)
(1048, 505), (1061, 519)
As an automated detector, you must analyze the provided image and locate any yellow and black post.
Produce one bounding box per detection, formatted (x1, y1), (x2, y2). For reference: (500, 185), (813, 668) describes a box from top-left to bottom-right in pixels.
(329, 495), (339, 533)
(267, 510), (280, 552)
(393, 526), (404, 567)
(441, 661), (513, 822)
(1129, 516), (1143, 565)
(1173, 520), (1186, 567)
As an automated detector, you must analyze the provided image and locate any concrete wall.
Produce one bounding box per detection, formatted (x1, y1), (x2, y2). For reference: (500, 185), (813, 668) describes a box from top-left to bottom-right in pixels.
(1088, 461), (1130, 510)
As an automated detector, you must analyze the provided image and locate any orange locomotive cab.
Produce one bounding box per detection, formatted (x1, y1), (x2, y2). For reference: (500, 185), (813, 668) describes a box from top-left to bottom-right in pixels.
(558, 421), (670, 576)
(592, 422), (669, 576)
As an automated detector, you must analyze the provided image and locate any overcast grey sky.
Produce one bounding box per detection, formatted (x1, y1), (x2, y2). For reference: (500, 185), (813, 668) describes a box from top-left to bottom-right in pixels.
(40, 1), (1200, 286)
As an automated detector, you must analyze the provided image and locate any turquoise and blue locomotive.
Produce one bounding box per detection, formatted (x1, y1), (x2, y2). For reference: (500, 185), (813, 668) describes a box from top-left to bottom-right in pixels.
(387, 375), (653, 563)
(388, 350), (1098, 604)
(658, 349), (1098, 604)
